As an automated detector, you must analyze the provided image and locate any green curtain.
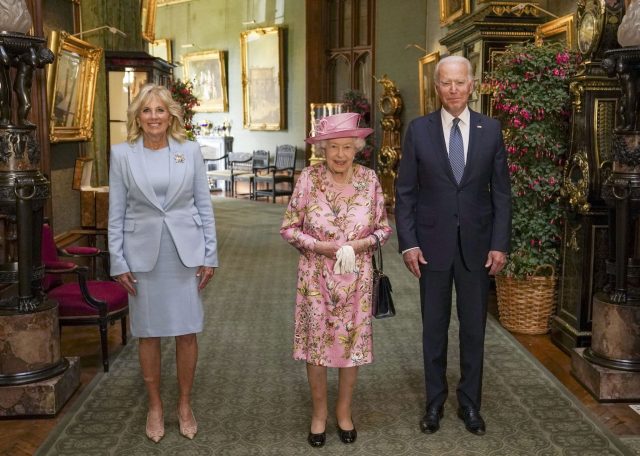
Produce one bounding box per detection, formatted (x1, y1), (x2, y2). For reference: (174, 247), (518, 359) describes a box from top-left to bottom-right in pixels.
(81, 0), (145, 186)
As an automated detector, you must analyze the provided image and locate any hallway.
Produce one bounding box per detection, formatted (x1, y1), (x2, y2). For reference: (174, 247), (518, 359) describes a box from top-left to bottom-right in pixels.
(1, 197), (638, 455)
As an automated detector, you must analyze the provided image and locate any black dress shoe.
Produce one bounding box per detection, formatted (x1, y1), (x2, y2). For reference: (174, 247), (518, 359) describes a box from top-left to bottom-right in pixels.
(337, 424), (357, 444)
(420, 406), (444, 434)
(307, 431), (326, 447)
(457, 406), (486, 435)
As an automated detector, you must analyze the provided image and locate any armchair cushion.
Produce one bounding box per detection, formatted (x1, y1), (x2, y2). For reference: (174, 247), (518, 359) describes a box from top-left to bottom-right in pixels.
(63, 246), (101, 256)
(51, 281), (128, 317)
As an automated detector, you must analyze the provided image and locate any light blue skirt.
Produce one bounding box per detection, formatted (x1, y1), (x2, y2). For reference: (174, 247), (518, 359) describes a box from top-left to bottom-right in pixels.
(128, 223), (204, 337)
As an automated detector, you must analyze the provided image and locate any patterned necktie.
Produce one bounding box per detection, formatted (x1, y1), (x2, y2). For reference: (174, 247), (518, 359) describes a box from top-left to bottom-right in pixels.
(449, 117), (465, 184)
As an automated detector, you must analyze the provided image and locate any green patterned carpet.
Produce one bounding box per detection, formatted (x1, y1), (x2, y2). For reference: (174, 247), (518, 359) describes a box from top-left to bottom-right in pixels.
(36, 198), (636, 455)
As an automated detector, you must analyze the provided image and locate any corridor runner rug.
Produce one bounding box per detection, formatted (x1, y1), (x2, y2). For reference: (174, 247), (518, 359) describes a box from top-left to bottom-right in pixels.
(37, 198), (635, 455)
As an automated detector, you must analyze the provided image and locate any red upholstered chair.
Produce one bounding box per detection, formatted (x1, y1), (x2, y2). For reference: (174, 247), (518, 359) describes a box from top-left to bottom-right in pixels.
(41, 223), (129, 372)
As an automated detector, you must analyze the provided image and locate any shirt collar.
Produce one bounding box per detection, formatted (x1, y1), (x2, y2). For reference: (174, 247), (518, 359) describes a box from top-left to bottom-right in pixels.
(441, 106), (470, 128)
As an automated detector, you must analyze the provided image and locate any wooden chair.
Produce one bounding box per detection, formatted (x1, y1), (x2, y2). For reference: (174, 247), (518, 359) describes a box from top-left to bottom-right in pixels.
(234, 150), (270, 199)
(206, 152), (253, 196)
(253, 145), (297, 203)
(41, 223), (129, 372)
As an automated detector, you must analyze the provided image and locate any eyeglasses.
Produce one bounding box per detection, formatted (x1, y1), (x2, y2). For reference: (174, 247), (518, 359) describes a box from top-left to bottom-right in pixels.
(436, 80), (469, 89)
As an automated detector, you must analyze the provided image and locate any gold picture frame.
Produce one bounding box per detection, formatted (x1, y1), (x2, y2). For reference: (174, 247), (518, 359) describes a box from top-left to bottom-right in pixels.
(240, 27), (285, 130)
(46, 31), (103, 143)
(149, 38), (172, 63)
(141, 0), (157, 42)
(535, 14), (577, 50)
(419, 51), (441, 116)
(183, 50), (229, 112)
(439, 0), (470, 26)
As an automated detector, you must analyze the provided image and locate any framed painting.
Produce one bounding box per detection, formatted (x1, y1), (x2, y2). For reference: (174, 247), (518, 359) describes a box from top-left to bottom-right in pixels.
(439, 0), (470, 26)
(535, 14), (577, 50)
(149, 38), (172, 63)
(141, 0), (157, 42)
(183, 50), (228, 112)
(418, 51), (440, 115)
(46, 31), (103, 143)
(240, 26), (285, 130)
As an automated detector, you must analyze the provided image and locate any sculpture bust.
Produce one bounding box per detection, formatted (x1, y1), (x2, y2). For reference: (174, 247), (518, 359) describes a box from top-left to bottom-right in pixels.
(618, 0), (640, 47)
(0, 0), (32, 34)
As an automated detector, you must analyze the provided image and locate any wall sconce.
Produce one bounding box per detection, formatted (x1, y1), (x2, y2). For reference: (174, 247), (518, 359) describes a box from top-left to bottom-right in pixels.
(510, 3), (559, 19)
(72, 25), (127, 39)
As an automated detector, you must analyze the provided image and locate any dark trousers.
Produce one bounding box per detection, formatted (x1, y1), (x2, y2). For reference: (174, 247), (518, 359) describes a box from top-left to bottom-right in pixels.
(419, 233), (489, 411)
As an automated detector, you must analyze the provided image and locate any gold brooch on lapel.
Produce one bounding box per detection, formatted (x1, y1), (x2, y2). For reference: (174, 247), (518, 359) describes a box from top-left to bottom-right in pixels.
(174, 153), (185, 163)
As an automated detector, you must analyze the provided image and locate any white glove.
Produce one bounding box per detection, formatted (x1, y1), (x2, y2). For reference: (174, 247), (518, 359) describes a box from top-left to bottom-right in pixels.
(334, 245), (357, 274)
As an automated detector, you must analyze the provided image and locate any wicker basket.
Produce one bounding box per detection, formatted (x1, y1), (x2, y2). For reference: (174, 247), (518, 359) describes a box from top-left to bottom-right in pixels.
(495, 265), (557, 335)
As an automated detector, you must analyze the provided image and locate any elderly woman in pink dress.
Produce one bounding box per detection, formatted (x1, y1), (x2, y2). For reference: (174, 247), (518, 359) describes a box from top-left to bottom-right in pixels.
(280, 113), (392, 448)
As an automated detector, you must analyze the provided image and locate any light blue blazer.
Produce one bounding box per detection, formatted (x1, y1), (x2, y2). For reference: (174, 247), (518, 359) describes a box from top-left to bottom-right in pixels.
(108, 136), (218, 276)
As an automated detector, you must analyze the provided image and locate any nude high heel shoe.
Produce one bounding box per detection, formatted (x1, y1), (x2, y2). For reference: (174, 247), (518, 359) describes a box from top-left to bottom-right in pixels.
(177, 408), (198, 440)
(145, 412), (165, 443)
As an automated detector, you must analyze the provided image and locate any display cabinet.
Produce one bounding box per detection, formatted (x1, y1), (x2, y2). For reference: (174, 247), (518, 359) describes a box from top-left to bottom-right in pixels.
(105, 50), (174, 151)
(439, 2), (547, 114)
(552, 0), (625, 354)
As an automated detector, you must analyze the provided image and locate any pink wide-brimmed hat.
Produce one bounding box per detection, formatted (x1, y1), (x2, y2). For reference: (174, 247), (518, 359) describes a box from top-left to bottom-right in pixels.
(305, 112), (373, 144)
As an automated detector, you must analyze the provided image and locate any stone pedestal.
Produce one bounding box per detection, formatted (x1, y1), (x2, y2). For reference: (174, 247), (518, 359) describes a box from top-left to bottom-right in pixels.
(0, 301), (68, 384)
(572, 348), (640, 401)
(0, 357), (80, 416)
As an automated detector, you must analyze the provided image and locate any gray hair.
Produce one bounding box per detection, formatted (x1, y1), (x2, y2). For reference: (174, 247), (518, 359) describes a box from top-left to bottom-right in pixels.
(315, 137), (366, 157)
(434, 55), (474, 83)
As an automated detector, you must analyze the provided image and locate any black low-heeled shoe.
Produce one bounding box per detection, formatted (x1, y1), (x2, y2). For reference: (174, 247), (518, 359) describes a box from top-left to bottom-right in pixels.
(337, 424), (357, 444)
(307, 431), (326, 448)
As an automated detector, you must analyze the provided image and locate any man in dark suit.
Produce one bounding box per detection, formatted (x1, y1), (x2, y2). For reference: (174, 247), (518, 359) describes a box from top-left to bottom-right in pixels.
(395, 56), (511, 436)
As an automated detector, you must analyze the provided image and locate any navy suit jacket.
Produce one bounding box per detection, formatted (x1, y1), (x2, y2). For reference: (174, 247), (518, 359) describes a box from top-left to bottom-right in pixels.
(395, 109), (511, 271)
(108, 136), (218, 276)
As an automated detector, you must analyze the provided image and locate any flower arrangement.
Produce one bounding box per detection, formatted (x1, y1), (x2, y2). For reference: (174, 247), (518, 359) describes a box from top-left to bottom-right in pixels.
(484, 41), (580, 279)
(342, 90), (374, 167)
(169, 79), (199, 141)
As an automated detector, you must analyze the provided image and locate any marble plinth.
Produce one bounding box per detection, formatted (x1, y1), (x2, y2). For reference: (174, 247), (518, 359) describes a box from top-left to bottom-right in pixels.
(0, 356), (79, 416)
(572, 348), (640, 401)
(587, 293), (640, 371)
(0, 301), (61, 379)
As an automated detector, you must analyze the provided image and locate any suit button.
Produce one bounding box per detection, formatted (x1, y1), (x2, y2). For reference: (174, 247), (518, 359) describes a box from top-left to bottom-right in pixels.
(453, 214), (458, 218)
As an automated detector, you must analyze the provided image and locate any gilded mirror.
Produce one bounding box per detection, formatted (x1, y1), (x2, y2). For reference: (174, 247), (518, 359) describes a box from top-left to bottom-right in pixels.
(46, 31), (102, 142)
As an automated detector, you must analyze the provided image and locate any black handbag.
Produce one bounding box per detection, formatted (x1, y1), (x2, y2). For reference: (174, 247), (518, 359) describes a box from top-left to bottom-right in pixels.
(371, 236), (395, 319)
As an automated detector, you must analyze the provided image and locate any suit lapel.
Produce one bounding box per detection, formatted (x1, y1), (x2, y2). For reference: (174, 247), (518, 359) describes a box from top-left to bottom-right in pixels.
(460, 110), (483, 185)
(163, 138), (187, 209)
(428, 110), (457, 185)
(127, 138), (163, 211)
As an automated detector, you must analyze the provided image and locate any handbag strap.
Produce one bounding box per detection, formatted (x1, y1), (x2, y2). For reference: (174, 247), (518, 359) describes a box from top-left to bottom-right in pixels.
(372, 234), (383, 273)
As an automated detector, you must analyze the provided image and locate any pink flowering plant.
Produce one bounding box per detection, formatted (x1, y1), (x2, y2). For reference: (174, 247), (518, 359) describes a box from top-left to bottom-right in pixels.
(342, 90), (374, 167)
(484, 42), (579, 278)
(169, 79), (200, 141)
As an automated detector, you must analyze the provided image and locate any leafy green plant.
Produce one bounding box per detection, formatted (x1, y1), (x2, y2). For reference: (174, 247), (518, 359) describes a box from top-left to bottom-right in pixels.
(484, 41), (579, 278)
(169, 79), (199, 141)
(342, 90), (374, 167)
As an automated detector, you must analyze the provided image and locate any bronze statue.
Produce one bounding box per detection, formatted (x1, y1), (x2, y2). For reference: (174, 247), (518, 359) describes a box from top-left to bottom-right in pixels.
(603, 55), (639, 132)
(0, 45), (10, 126)
(12, 46), (54, 126)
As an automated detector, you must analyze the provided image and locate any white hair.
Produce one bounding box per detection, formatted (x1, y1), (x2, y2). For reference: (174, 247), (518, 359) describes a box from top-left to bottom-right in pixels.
(434, 55), (474, 82)
(315, 137), (366, 157)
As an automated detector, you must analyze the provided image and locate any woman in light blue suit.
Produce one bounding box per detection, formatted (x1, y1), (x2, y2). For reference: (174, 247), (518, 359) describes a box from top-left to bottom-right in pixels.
(108, 84), (217, 443)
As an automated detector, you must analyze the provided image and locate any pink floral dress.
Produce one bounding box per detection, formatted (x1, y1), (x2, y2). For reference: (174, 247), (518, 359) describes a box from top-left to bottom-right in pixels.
(280, 163), (392, 367)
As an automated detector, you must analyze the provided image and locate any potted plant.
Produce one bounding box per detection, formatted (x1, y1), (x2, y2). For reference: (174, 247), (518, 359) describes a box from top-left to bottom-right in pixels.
(169, 79), (199, 141)
(484, 41), (580, 334)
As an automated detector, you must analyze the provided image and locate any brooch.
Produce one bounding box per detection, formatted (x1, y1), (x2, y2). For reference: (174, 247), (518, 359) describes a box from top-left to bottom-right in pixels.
(353, 181), (366, 191)
(174, 153), (185, 163)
